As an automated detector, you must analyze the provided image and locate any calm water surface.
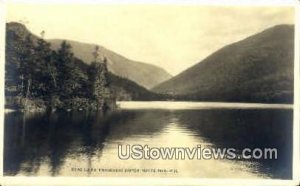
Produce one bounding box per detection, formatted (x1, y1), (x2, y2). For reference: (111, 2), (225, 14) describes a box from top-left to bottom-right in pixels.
(4, 102), (293, 179)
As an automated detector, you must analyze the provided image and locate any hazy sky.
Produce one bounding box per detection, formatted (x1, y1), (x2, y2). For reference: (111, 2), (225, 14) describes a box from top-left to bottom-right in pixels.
(7, 3), (294, 75)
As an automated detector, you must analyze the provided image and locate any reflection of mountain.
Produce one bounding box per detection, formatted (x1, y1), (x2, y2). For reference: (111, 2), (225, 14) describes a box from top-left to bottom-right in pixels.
(153, 25), (294, 103)
(175, 109), (292, 149)
(175, 109), (293, 179)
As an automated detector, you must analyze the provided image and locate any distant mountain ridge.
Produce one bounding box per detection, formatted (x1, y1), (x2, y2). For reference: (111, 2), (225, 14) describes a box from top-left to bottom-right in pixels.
(153, 25), (294, 103)
(48, 39), (172, 89)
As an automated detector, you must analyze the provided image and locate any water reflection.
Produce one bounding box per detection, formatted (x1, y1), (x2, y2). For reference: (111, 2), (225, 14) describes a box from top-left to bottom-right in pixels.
(4, 104), (293, 179)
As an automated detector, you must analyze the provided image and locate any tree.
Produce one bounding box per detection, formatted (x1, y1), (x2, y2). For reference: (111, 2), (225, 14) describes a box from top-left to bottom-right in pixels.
(34, 31), (60, 108)
(34, 32), (55, 98)
(89, 46), (112, 109)
(18, 34), (36, 106)
(56, 41), (76, 98)
(56, 41), (88, 100)
(5, 30), (26, 96)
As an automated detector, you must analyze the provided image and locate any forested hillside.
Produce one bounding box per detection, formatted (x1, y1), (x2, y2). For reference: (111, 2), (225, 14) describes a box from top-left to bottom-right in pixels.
(153, 25), (294, 103)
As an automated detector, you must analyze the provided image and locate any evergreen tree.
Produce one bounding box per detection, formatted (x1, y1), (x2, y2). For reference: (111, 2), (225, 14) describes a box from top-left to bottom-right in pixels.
(56, 41), (75, 98)
(56, 41), (88, 101)
(89, 46), (112, 109)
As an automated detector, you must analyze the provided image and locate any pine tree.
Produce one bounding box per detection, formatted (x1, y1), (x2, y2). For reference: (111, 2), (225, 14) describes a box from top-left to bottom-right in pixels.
(56, 41), (75, 98)
(89, 46), (112, 110)
(55, 40), (88, 109)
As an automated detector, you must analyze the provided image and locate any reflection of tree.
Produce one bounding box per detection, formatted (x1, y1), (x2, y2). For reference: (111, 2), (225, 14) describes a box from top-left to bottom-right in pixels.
(4, 112), (73, 176)
(48, 112), (71, 176)
(79, 111), (111, 176)
(4, 110), (132, 176)
(174, 109), (292, 149)
(5, 112), (52, 175)
(4, 112), (23, 175)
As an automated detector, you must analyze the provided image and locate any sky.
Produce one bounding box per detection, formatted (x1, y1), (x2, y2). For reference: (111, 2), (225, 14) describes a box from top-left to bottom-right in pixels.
(6, 3), (294, 75)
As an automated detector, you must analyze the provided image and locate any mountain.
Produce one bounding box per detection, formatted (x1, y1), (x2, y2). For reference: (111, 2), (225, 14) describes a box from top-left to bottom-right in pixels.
(5, 22), (167, 102)
(153, 25), (294, 103)
(48, 39), (172, 89)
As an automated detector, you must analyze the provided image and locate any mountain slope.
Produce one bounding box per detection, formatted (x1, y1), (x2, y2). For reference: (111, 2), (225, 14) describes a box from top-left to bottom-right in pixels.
(48, 39), (172, 89)
(153, 25), (294, 103)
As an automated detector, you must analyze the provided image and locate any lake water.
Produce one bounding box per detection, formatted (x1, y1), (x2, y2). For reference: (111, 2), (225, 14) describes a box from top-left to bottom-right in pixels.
(4, 101), (293, 179)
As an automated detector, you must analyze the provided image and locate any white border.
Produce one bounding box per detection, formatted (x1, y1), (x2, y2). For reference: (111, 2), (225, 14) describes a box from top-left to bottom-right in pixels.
(0, 0), (299, 186)
(3, 0), (298, 6)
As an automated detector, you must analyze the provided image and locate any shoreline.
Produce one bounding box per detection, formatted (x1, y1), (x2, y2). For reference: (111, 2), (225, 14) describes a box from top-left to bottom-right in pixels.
(117, 101), (293, 110)
(5, 101), (293, 114)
